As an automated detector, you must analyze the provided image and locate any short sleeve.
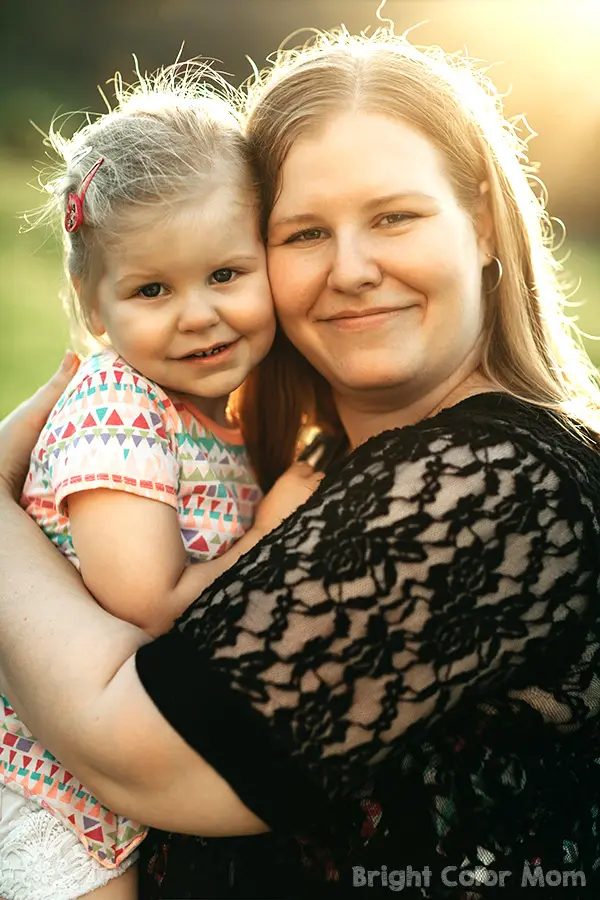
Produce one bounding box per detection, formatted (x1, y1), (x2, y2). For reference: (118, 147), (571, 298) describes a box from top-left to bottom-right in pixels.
(136, 413), (597, 833)
(46, 361), (180, 512)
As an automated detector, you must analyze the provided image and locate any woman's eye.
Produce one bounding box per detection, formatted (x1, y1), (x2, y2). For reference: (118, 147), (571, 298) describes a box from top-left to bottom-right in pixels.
(137, 283), (165, 298)
(379, 213), (416, 226)
(285, 228), (327, 244)
(210, 268), (237, 284)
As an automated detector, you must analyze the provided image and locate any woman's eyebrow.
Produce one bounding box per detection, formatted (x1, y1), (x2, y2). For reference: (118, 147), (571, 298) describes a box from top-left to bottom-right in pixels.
(271, 191), (438, 228)
(363, 191), (438, 209)
(270, 212), (322, 228)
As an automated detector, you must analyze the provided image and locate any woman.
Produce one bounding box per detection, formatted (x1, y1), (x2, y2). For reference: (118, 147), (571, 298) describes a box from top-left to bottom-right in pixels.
(1, 27), (600, 899)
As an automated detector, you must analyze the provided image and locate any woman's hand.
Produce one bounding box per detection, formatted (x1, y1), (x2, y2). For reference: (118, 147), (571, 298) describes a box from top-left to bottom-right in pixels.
(0, 351), (80, 498)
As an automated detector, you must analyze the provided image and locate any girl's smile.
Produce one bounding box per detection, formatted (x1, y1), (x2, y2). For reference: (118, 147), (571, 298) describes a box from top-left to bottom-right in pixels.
(92, 185), (276, 421)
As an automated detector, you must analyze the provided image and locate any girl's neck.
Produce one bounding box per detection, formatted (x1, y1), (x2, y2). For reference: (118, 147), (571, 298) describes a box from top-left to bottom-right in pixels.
(176, 393), (232, 429)
(336, 368), (498, 450)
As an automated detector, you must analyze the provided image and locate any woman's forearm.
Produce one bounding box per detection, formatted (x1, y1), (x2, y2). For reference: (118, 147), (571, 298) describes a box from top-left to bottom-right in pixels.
(0, 494), (267, 835)
(74, 654), (268, 835)
(0, 361), (267, 834)
(0, 493), (149, 761)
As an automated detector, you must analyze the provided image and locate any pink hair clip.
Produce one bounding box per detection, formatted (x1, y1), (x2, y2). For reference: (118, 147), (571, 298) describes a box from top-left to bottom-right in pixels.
(64, 157), (105, 234)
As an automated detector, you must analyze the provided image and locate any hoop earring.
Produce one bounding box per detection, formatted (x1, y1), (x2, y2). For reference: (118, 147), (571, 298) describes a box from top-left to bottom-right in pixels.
(486, 255), (503, 292)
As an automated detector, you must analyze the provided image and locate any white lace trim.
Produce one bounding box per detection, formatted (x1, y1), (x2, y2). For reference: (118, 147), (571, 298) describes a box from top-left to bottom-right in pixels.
(0, 802), (137, 900)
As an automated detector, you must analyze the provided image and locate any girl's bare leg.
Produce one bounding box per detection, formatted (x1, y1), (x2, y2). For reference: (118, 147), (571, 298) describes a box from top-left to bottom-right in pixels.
(83, 863), (138, 900)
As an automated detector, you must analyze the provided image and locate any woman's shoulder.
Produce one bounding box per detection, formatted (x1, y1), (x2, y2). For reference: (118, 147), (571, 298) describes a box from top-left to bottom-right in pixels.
(329, 393), (600, 520)
(350, 392), (600, 470)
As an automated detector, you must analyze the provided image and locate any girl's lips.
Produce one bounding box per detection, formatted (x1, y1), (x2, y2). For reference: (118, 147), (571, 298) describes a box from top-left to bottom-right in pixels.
(178, 339), (241, 365)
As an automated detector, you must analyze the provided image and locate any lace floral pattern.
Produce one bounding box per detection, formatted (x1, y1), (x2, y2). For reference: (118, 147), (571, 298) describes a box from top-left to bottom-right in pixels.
(137, 396), (600, 897)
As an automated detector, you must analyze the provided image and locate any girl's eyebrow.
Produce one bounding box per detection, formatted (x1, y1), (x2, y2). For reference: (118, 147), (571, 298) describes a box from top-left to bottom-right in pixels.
(271, 191), (438, 228)
(114, 271), (160, 288)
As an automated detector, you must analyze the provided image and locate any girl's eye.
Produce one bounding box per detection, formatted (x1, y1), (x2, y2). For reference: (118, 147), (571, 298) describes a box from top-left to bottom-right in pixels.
(137, 283), (165, 298)
(210, 268), (237, 284)
(285, 228), (327, 244)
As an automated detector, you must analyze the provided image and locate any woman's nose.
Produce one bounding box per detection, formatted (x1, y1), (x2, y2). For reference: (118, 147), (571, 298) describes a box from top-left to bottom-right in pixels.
(177, 291), (221, 332)
(326, 234), (383, 295)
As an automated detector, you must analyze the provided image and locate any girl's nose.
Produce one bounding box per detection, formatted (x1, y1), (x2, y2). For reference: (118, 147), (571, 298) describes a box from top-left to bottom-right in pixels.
(177, 292), (221, 332)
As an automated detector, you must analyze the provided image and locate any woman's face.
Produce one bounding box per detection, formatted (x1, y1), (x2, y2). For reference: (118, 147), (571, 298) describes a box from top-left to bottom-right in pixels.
(266, 112), (493, 408)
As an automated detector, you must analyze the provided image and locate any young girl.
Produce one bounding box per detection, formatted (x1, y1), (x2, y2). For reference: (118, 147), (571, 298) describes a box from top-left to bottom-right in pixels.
(0, 68), (321, 900)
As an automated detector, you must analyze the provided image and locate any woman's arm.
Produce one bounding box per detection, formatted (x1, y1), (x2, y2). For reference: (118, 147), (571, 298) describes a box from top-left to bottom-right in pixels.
(0, 380), (592, 834)
(0, 492), (268, 835)
(0, 354), (144, 773)
(0, 364), (267, 835)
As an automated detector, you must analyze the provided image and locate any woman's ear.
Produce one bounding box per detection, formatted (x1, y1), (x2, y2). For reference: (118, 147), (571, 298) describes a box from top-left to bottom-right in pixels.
(476, 181), (495, 261)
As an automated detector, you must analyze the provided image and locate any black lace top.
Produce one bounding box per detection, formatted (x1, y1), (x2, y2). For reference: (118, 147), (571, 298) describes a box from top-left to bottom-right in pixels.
(136, 395), (600, 898)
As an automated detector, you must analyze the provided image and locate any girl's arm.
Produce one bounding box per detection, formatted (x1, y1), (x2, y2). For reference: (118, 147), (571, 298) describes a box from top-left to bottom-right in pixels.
(42, 355), (322, 637)
(68, 462), (322, 637)
(67, 488), (257, 637)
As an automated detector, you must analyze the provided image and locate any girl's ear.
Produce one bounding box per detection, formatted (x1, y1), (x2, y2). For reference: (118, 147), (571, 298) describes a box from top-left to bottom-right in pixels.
(70, 274), (106, 336)
(476, 181), (496, 261)
(89, 308), (106, 337)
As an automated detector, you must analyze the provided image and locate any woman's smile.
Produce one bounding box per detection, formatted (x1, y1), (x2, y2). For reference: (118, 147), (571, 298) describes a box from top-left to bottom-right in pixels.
(321, 305), (421, 331)
(268, 111), (490, 402)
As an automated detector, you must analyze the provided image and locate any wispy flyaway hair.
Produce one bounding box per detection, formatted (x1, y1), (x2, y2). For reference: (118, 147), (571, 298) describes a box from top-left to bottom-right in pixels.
(28, 61), (252, 345)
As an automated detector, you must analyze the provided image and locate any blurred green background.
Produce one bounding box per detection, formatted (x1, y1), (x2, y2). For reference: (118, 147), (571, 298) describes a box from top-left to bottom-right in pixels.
(2, 0), (599, 418)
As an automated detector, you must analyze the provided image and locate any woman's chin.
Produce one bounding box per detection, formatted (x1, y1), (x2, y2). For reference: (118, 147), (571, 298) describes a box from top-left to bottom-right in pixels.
(329, 360), (421, 396)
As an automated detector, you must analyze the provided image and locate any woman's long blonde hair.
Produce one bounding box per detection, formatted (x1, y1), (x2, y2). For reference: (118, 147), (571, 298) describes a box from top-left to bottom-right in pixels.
(238, 27), (600, 490)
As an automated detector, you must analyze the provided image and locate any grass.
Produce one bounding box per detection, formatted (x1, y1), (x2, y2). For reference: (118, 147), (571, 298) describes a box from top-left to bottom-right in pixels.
(1, 154), (600, 419)
(0, 156), (69, 417)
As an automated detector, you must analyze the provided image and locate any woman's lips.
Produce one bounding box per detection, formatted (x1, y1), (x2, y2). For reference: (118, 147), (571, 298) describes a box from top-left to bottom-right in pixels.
(324, 307), (418, 330)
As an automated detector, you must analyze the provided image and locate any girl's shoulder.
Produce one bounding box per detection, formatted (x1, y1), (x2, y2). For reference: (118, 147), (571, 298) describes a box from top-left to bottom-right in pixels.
(57, 348), (174, 411)
(78, 348), (168, 399)
(45, 347), (180, 438)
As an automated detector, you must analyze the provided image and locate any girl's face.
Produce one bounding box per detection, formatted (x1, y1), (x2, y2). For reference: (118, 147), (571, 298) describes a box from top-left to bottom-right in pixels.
(90, 185), (275, 419)
(266, 112), (493, 413)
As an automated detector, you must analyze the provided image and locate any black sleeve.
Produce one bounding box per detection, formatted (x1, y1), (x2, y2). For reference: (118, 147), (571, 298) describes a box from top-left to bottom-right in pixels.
(136, 419), (593, 832)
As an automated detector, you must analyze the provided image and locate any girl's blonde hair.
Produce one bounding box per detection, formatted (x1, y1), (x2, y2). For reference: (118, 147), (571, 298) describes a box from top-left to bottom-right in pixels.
(31, 63), (253, 349)
(239, 27), (600, 488)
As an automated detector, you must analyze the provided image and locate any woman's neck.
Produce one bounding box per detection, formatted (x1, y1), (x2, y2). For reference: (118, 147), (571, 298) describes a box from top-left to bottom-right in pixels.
(336, 368), (498, 450)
